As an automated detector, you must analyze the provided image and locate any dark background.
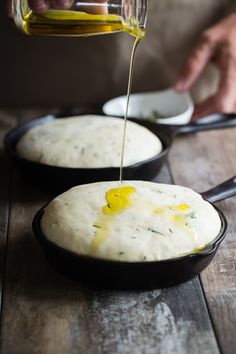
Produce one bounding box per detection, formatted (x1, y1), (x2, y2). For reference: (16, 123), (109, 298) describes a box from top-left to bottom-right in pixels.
(0, 2), (131, 107)
(1, 1), (233, 108)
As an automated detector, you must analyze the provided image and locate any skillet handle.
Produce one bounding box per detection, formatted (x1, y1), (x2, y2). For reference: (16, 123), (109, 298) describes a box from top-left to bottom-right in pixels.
(175, 113), (236, 135)
(201, 176), (236, 203)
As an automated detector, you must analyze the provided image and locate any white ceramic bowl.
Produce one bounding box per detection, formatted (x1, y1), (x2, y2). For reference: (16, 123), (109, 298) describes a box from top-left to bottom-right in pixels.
(103, 89), (194, 125)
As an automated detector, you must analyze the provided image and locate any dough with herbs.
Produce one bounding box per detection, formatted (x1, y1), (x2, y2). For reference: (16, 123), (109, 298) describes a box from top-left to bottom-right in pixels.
(41, 181), (222, 262)
(16, 115), (162, 168)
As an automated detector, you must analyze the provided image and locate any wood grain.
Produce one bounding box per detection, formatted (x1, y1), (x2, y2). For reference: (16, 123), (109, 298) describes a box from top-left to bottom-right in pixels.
(0, 110), (220, 354)
(169, 128), (236, 354)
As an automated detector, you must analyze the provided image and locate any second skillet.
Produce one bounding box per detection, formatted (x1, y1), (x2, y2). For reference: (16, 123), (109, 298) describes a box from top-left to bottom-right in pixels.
(4, 113), (236, 191)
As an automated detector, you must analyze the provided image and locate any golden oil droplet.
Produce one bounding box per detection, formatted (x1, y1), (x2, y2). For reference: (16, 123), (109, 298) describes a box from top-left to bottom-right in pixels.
(90, 186), (136, 254)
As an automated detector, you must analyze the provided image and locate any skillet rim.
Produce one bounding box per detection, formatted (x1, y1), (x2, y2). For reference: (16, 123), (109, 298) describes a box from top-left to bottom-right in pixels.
(4, 114), (171, 171)
(32, 203), (228, 266)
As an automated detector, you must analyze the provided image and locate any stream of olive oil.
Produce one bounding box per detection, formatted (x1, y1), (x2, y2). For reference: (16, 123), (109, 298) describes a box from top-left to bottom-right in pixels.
(22, 8), (144, 184)
(119, 36), (143, 183)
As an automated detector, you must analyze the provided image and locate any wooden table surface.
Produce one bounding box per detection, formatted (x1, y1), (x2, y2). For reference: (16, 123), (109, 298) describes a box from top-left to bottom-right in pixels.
(0, 109), (235, 354)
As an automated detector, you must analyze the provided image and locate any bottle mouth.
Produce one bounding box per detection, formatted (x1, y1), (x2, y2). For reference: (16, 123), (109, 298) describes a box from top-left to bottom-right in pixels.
(122, 0), (147, 29)
(75, 0), (147, 28)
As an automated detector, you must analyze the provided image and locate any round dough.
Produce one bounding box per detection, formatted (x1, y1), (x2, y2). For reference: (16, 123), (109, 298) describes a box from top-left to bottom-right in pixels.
(41, 181), (222, 262)
(16, 115), (162, 168)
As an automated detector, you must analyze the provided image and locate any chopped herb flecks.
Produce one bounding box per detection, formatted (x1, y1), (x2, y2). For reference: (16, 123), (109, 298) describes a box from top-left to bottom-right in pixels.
(187, 212), (197, 219)
(119, 252), (125, 256)
(93, 224), (101, 229)
(81, 147), (85, 155)
(169, 228), (173, 234)
(148, 228), (164, 236)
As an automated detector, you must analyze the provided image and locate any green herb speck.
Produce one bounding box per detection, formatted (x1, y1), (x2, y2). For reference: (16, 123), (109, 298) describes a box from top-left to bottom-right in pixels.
(149, 110), (168, 120)
(148, 228), (164, 236)
(188, 212), (197, 219)
(93, 224), (101, 229)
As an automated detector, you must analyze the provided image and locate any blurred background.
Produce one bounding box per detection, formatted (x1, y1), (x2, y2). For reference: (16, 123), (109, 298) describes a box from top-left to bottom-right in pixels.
(0, 0), (232, 108)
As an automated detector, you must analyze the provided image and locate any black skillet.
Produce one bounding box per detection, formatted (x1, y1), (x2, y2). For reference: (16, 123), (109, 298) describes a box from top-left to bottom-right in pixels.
(4, 113), (236, 192)
(32, 176), (236, 290)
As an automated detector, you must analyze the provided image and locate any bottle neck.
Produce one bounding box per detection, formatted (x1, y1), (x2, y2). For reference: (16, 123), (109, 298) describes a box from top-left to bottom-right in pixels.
(124, 0), (147, 37)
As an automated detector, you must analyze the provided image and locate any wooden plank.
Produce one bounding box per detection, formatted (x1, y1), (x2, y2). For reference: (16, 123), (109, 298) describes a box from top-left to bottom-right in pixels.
(0, 110), (18, 316)
(0, 110), (219, 354)
(169, 128), (236, 354)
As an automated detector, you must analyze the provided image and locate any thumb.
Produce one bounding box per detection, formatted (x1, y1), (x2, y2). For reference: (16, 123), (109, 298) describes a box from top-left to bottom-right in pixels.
(191, 97), (217, 120)
(174, 33), (215, 92)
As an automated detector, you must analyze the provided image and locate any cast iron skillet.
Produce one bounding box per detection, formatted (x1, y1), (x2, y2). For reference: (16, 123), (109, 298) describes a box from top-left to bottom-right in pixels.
(4, 113), (236, 191)
(32, 176), (236, 290)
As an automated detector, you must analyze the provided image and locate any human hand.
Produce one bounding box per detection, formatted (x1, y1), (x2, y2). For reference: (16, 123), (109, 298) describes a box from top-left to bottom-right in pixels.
(8, 0), (109, 15)
(174, 14), (236, 120)
(29, 0), (109, 14)
(28, 0), (74, 13)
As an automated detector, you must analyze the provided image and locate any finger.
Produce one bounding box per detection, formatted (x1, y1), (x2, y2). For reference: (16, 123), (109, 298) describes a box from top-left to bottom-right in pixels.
(212, 53), (236, 113)
(79, 0), (109, 15)
(28, 0), (49, 13)
(51, 0), (74, 10)
(192, 73), (236, 120)
(192, 97), (218, 120)
(175, 33), (215, 92)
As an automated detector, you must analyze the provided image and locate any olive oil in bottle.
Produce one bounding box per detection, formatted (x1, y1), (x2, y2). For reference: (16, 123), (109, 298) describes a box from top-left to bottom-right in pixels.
(21, 10), (145, 37)
(13, 0), (147, 36)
